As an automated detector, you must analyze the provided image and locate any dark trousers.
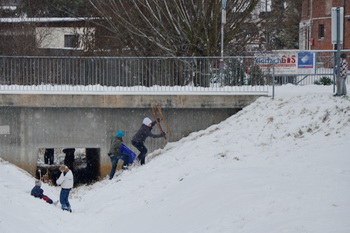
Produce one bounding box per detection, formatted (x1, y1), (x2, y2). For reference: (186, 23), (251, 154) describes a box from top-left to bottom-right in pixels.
(109, 154), (129, 179)
(131, 140), (148, 165)
(109, 156), (118, 179)
(44, 154), (54, 164)
(44, 149), (54, 165)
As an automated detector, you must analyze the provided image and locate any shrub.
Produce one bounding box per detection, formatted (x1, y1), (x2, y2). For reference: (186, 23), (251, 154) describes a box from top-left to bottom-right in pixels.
(314, 77), (333, 85)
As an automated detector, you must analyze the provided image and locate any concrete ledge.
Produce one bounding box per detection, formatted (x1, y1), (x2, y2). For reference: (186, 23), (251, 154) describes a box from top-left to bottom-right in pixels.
(0, 94), (266, 109)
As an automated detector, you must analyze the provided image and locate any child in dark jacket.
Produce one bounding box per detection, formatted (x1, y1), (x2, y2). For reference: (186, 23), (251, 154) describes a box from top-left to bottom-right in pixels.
(31, 180), (56, 204)
(108, 130), (130, 179)
(131, 117), (165, 165)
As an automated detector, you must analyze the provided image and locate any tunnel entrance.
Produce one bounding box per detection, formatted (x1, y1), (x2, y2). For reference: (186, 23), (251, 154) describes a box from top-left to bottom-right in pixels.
(36, 148), (100, 186)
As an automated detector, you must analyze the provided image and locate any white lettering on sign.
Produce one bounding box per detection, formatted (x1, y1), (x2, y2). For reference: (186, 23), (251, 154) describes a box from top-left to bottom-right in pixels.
(0, 125), (10, 134)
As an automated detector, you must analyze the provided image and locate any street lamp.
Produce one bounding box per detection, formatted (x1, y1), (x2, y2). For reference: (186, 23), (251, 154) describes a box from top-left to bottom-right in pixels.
(220, 0), (226, 85)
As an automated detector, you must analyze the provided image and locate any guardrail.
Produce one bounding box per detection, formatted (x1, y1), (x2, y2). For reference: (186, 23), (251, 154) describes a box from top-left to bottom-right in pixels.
(0, 52), (348, 94)
(0, 56), (270, 94)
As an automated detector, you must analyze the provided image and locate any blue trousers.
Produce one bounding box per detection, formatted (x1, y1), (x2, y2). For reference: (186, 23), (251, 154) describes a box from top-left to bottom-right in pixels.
(60, 188), (71, 211)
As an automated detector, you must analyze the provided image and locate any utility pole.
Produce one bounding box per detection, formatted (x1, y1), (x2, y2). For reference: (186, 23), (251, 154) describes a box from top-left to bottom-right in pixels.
(265, 0), (269, 50)
(336, 7), (341, 95)
(220, 0), (226, 85)
(331, 7), (344, 95)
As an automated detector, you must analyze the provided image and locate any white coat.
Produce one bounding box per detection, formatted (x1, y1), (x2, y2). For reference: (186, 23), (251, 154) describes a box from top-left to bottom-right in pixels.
(56, 170), (74, 189)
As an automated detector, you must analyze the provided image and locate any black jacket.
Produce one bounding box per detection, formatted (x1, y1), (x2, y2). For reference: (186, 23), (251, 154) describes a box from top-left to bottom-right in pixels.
(132, 121), (162, 143)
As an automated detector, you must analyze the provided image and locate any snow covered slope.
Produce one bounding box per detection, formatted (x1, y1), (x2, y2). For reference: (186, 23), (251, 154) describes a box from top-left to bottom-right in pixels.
(1, 85), (349, 233)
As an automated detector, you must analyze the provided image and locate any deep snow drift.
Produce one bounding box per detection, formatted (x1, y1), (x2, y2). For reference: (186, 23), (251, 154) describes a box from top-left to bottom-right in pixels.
(1, 85), (349, 233)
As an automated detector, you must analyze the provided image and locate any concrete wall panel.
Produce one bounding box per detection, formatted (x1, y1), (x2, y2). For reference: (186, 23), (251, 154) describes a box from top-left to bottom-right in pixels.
(0, 94), (263, 177)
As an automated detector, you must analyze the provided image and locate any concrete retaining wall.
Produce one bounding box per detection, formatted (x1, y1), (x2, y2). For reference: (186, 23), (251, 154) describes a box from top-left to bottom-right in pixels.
(0, 94), (264, 177)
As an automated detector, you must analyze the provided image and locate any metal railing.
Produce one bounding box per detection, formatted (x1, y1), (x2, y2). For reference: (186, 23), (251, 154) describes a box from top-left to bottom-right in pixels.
(271, 50), (350, 85)
(0, 56), (271, 94)
(0, 52), (348, 94)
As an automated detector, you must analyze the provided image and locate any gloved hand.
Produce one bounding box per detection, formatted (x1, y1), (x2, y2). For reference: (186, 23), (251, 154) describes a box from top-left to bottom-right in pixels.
(161, 132), (166, 137)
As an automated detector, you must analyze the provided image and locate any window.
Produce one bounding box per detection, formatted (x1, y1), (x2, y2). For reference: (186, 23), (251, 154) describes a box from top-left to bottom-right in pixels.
(64, 35), (79, 48)
(318, 24), (325, 39)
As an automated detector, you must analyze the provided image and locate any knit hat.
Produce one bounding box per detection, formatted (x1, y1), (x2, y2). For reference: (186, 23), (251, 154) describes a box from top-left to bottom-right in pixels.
(35, 179), (41, 186)
(116, 130), (125, 137)
(142, 117), (152, 126)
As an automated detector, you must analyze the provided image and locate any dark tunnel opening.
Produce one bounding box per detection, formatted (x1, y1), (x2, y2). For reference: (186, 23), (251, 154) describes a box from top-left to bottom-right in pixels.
(36, 148), (100, 186)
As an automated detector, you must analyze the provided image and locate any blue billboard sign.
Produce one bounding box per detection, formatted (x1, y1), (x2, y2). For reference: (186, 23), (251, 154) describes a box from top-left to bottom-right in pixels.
(298, 52), (315, 69)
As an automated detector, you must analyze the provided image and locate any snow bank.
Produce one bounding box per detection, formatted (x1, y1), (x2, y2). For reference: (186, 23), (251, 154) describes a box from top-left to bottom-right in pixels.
(0, 85), (349, 233)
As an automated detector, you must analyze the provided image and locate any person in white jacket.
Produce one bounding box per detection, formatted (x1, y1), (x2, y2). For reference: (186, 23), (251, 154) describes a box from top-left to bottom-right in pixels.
(56, 165), (74, 212)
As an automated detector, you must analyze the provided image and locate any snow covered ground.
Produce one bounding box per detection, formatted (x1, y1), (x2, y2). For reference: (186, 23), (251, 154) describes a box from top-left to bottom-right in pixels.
(0, 84), (349, 233)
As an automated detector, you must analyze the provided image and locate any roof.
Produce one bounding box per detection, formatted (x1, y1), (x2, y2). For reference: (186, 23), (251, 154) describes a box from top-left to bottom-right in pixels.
(0, 17), (95, 23)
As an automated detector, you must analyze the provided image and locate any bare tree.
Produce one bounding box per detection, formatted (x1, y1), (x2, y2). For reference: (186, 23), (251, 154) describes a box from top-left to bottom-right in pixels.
(0, 21), (39, 56)
(17, 0), (95, 17)
(90, 0), (260, 56)
(265, 0), (302, 50)
(282, 0), (302, 49)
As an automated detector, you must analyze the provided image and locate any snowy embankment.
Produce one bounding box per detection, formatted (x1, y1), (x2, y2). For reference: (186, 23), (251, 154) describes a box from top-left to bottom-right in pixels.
(0, 85), (349, 233)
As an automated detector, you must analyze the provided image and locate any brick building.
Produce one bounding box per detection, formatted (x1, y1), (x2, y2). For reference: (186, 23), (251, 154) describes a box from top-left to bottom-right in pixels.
(300, 0), (350, 50)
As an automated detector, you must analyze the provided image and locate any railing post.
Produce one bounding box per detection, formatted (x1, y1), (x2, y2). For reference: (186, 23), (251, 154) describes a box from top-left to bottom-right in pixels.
(272, 63), (275, 100)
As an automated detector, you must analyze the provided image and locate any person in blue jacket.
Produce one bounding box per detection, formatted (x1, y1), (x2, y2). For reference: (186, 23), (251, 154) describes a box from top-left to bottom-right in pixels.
(31, 179), (56, 204)
(108, 130), (130, 179)
(131, 117), (165, 165)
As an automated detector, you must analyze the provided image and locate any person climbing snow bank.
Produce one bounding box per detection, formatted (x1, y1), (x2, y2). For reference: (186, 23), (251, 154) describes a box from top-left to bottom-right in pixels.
(131, 117), (165, 165)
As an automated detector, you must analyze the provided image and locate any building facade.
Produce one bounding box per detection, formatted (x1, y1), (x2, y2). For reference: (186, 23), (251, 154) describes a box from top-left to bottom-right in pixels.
(0, 18), (96, 56)
(300, 0), (350, 50)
